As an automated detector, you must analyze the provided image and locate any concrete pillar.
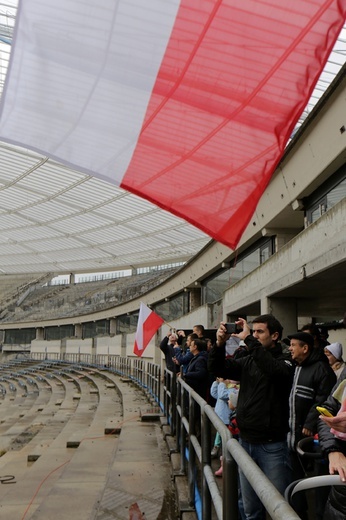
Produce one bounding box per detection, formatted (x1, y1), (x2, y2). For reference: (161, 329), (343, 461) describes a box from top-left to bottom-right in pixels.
(121, 333), (127, 357)
(74, 324), (82, 339)
(109, 318), (117, 336)
(275, 233), (296, 252)
(153, 332), (162, 365)
(36, 327), (44, 340)
(190, 288), (201, 310)
(266, 297), (298, 338)
(70, 273), (76, 284)
(260, 295), (270, 315)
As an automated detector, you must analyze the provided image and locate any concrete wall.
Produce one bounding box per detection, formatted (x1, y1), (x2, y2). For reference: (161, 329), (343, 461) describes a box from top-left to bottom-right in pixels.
(95, 335), (122, 356)
(31, 339), (62, 356)
(65, 338), (93, 356)
(159, 306), (211, 335)
(223, 199), (345, 330)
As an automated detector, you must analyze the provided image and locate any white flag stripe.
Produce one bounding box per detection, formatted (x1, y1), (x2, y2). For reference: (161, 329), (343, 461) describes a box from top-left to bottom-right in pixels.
(0, 0), (181, 182)
(136, 302), (152, 351)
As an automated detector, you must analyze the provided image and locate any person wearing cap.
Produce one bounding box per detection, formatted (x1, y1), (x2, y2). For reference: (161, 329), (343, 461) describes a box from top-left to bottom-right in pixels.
(288, 331), (336, 520)
(324, 342), (345, 380)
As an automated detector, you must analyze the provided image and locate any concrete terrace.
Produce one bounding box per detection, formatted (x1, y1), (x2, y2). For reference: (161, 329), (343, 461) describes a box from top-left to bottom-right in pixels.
(0, 359), (179, 520)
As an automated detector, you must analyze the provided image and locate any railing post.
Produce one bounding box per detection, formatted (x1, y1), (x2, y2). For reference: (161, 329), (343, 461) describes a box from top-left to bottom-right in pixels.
(175, 377), (182, 454)
(188, 393), (196, 508)
(163, 369), (169, 427)
(146, 362), (150, 395)
(128, 357), (132, 378)
(171, 371), (177, 436)
(201, 404), (212, 519)
(156, 365), (161, 409)
(180, 383), (188, 474)
(223, 439), (238, 520)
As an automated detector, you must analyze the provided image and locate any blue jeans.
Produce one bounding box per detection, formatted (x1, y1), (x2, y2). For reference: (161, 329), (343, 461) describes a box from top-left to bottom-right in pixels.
(238, 438), (291, 520)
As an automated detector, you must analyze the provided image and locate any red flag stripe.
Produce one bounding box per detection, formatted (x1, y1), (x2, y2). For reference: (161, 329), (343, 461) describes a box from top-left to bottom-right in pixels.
(121, 0), (346, 248)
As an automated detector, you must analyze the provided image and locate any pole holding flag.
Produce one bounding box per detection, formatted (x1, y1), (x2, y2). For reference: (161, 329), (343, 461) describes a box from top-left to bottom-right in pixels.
(133, 302), (164, 357)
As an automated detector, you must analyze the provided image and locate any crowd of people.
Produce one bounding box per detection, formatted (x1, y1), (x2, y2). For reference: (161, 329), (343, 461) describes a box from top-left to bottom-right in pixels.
(159, 316), (346, 520)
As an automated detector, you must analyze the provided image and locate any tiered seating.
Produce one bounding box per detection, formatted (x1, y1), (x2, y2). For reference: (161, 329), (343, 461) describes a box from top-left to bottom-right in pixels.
(0, 363), (67, 455)
(0, 267), (179, 322)
(0, 360), (123, 518)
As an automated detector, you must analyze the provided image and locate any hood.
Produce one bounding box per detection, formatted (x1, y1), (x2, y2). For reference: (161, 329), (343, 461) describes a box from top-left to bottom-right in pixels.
(302, 346), (329, 366)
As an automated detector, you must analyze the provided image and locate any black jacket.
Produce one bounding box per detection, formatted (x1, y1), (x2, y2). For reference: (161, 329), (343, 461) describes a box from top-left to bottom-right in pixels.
(288, 348), (336, 450)
(317, 369), (346, 520)
(208, 335), (295, 443)
(183, 351), (209, 399)
(160, 336), (177, 372)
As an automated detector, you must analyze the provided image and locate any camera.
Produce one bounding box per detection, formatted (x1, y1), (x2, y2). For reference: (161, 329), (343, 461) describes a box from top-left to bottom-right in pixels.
(224, 322), (238, 334)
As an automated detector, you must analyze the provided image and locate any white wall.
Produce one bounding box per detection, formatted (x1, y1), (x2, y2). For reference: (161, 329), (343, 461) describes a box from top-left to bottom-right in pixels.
(31, 339), (61, 355)
(95, 335), (122, 356)
(65, 338), (93, 356)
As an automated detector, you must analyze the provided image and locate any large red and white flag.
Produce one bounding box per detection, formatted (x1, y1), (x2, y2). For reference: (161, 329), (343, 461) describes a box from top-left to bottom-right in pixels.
(0, 1), (345, 249)
(133, 302), (164, 357)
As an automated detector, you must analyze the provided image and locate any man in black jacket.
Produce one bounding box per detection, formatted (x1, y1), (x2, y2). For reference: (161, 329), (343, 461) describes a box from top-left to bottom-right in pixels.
(178, 338), (209, 439)
(208, 315), (294, 520)
(288, 332), (336, 448)
(181, 338), (209, 399)
(287, 331), (336, 519)
(159, 331), (179, 373)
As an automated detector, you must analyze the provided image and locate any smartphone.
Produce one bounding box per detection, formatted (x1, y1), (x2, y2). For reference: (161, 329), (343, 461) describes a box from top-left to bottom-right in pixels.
(316, 406), (334, 417)
(224, 322), (238, 334)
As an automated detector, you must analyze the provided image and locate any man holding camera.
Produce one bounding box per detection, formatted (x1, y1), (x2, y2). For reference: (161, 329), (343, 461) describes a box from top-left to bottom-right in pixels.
(159, 330), (179, 373)
(208, 315), (294, 520)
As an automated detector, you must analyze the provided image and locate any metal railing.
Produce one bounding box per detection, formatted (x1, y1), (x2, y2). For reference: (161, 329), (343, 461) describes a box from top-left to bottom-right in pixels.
(162, 368), (300, 520)
(25, 353), (299, 519)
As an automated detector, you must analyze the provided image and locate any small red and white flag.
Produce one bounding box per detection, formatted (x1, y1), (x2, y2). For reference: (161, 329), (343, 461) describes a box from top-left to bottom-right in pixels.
(133, 302), (164, 357)
(0, 1), (345, 249)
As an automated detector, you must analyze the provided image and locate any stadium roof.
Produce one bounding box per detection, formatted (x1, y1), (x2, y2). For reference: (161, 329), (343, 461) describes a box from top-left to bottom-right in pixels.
(0, 2), (344, 279)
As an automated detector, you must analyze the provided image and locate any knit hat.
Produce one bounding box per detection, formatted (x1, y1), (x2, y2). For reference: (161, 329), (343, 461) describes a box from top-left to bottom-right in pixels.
(326, 342), (343, 360)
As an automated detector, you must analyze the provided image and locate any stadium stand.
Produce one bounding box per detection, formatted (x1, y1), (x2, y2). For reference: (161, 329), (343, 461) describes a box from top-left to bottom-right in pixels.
(0, 268), (179, 323)
(0, 358), (176, 519)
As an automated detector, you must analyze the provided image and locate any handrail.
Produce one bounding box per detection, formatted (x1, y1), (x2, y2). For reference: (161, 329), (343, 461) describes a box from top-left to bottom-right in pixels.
(289, 475), (346, 497)
(176, 378), (299, 520)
